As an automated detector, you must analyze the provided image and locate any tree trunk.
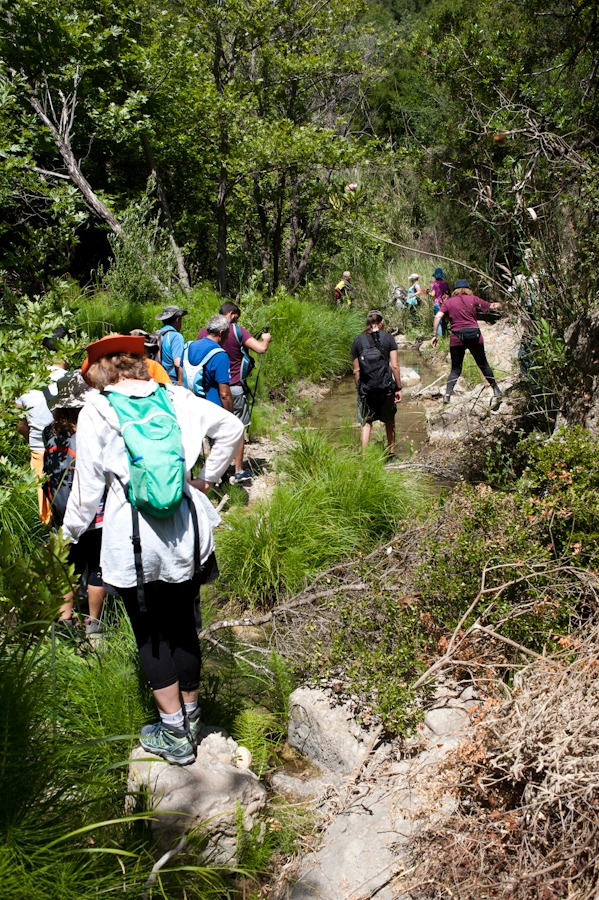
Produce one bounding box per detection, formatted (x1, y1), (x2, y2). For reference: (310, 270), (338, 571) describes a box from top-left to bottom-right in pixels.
(29, 95), (122, 236)
(252, 176), (271, 287)
(216, 160), (228, 296)
(141, 134), (191, 291)
(285, 167), (300, 285)
(29, 94), (169, 295)
(272, 176), (285, 290)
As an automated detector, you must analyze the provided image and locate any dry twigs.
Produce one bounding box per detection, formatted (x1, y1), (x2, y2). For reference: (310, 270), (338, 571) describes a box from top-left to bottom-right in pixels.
(407, 628), (599, 900)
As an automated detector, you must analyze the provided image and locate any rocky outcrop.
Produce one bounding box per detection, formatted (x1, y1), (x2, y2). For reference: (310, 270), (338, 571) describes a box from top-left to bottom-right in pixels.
(288, 686), (384, 775)
(128, 727), (266, 863)
(279, 684), (480, 900)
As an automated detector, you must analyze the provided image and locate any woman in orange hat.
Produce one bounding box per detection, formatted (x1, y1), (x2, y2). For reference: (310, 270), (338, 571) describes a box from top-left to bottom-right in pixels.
(64, 334), (243, 765)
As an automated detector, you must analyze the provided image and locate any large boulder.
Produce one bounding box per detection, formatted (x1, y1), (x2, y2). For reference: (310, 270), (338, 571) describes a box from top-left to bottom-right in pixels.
(288, 687), (381, 775)
(400, 366), (421, 387)
(128, 727), (267, 863)
(479, 320), (520, 375)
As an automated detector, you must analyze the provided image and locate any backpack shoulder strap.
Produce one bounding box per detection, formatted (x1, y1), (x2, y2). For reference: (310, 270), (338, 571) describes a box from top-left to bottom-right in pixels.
(233, 323), (243, 347)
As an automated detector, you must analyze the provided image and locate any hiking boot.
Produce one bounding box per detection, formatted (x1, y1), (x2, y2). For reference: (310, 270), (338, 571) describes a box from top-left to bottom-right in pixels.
(234, 470), (252, 484)
(85, 617), (103, 636)
(491, 384), (503, 410)
(139, 721), (196, 766)
(187, 706), (203, 752)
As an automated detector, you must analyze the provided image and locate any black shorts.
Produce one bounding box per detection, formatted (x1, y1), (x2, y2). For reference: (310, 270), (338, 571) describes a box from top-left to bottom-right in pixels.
(68, 528), (103, 587)
(357, 392), (397, 425)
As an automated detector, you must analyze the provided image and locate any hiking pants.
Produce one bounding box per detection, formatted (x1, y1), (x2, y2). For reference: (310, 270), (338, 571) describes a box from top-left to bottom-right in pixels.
(446, 343), (497, 397)
(118, 579), (201, 692)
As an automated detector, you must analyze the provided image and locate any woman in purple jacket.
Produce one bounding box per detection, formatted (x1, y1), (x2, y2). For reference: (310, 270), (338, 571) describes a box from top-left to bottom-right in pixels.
(432, 279), (503, 406)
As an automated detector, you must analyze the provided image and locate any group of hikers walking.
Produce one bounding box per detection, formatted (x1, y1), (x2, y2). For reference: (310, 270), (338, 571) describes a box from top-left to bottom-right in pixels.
(16, 302), (269, 766)
(16, 270), (501, 768)
(351, 271), (503, 452)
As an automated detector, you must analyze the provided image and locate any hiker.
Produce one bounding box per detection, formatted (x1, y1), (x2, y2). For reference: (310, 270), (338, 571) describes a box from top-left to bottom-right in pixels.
(334, 271), (355, 306)
(63, 334), (243, 766)
(406, 274), (423, 318)
(44, 371), (106, 637)
(429, 268), (449, 337)
(432, 279), (503, 406)
(15, 328), (68, 524)
(155, 305), (187, 385)
(183, 315), (233, 410)
(198, 301), (272, 484)
(129, 329), (170, 384)
(351, 311), (402, 453)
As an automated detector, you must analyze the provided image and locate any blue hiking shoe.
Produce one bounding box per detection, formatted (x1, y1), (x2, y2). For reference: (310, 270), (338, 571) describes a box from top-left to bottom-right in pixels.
(139, 721), (196, 766)
(187, 706), (202, 752)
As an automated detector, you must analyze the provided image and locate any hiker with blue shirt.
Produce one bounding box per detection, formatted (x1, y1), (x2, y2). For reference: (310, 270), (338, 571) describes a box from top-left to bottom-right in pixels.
(63, 334), (243, 766)
(182, 315), (233, 411)
(155, 305), (187, 385)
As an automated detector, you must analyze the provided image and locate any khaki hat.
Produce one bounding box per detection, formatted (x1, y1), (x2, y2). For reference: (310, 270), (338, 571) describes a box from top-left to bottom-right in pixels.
(48, 370), (91, 410)
(155, 305), (188, 321)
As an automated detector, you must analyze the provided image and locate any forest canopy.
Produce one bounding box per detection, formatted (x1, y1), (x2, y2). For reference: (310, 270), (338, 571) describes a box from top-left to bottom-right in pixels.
(2, 0), (599, 307)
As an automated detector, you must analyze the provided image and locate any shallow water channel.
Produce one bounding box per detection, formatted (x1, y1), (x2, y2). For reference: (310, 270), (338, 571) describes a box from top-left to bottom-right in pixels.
(310, 349), (437, 457)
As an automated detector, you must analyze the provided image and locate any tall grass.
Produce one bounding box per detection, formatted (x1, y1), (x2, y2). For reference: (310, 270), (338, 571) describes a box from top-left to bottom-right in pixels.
(0, 618), (223, 899)
(216, 429), (429, 607)
(76, 286), (363, 395)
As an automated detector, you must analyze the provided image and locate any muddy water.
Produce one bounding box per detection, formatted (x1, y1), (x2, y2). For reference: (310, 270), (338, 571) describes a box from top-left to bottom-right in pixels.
(310, 349), (437, 457)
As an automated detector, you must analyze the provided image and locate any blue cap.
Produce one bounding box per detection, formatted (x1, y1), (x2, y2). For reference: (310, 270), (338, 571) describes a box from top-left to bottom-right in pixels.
(455, 279), (470, 289)
(433, 268), (445, 279)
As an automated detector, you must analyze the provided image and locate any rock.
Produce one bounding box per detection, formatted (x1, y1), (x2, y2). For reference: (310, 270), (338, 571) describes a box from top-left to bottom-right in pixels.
(288, 687), (379, 774)
(400, 366), (421, 387)
(128, 727), (267, 863)
(423, 706), (469, 738)
(479, 320), (520, 375)
(394, 334), (414, 349)
(419, 339), (436, 356)
(270, 770), (342, 801)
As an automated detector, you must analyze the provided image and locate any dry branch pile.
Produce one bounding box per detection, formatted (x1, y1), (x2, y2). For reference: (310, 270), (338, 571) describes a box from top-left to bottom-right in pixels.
(408, 630), (599, 900)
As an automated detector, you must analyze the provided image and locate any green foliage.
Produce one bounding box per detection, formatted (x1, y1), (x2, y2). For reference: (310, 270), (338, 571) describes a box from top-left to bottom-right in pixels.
(77, 285), (363, 399)
(311, 585), (425, 734)
(232, 708), (282, 779)
(101, 186), (185, 306)
(216, 429), (428, 607)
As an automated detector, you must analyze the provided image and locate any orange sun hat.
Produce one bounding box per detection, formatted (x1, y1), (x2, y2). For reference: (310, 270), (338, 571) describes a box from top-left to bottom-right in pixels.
(81, 334), (146, 384)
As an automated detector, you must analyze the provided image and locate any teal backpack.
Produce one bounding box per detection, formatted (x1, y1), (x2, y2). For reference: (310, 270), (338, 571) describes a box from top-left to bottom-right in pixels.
(104, 384), (196, 613)
(104, 384), (185, 519)
(181, 343), (226, 397)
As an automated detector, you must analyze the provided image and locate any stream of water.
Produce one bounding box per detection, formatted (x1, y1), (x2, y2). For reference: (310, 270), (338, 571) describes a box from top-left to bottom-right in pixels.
(310, 349), (436, 457)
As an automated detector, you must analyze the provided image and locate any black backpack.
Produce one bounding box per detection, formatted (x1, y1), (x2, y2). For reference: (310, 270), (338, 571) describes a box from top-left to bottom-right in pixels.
(43, 430), (77, 527)
(356, 333), (394, 396)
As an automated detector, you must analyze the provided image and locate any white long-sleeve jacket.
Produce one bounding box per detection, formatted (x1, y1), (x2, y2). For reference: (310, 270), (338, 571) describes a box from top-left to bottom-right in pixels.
(62, 380), (244, 589)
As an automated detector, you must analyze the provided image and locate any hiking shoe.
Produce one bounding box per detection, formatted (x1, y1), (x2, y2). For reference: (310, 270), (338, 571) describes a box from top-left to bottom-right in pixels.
(139, 721), (196, 766)
(54, 619), (82, 642)
(234, 470), (253, 484)
(85, 617), (103, 636)
(187, 706), (203, 752)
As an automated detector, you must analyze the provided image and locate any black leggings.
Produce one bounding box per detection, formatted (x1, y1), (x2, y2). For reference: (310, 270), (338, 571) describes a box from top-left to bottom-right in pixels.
(118, 580), (201, 692)
(446, 343), (497, 396)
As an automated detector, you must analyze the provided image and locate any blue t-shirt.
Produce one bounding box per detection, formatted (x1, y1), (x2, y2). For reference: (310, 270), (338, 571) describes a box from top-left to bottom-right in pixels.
(159, 326), (185, 383)
(186, 337), (230, 406)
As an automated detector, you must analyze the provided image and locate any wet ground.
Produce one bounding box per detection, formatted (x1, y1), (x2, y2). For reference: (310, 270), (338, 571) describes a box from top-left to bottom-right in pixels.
(310, 349), (437, 457)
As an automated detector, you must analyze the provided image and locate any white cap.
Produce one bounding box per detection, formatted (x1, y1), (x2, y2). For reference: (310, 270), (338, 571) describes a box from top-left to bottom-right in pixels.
(409, 273), (419, 280)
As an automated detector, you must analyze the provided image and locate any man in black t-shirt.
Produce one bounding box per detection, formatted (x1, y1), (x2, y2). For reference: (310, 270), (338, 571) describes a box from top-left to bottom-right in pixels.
(351, 311), (403, 453)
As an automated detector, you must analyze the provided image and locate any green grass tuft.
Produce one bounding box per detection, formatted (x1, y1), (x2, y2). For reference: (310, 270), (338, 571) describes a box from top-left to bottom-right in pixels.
(216, 429), (429, 607)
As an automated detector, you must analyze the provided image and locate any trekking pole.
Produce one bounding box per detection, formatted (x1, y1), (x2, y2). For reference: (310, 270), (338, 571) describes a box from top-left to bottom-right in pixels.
(249, 326), (269, 420)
